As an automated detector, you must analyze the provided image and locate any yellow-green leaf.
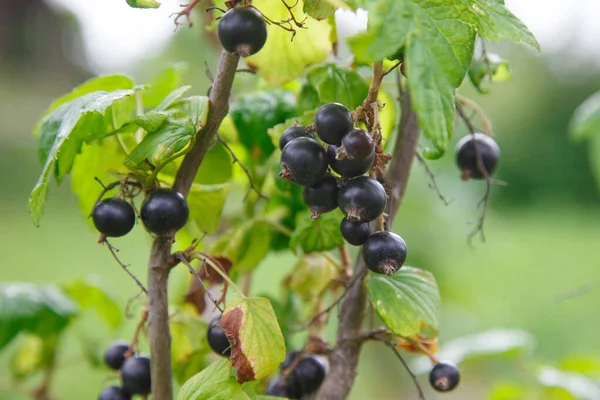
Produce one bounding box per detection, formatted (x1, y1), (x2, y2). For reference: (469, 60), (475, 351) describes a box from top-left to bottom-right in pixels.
(187, 183), (231, 234)
(178, 359), (251, 400)
(289, 255), (338, 301)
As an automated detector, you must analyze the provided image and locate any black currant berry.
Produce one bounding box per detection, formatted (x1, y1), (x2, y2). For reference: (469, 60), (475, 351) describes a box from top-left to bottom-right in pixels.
(98, 386), (131, 400)
(429, 361), (460, 392)
(103, 340), (130, 371)
(92, 198), (135, 237)
(337, 176), (386, 222)
(292, 356), (326, 396)
(340, 218), (370, 246)
(455, 133), (500, 179)
(280, 137), (328, 187)
(120, 355), (151, 396)
(280, 350), (301, 371)
(217, 7), (267, 57)
(302, 173), (339, 219)
(140, 188), (189, 236)
(207, 316), (231, 357)
(314, 103), (354, 145)
(266, 377), (301, 399)
(279, 125), (314, 150)
(340, 128), (374, 161)
(328, 145), (374, 178)
(362, 231), (407, 275)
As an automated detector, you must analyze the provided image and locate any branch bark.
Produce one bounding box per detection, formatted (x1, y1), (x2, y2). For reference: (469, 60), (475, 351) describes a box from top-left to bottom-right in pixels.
(314, 90), (420, 400)
(147, 50), (240, 400)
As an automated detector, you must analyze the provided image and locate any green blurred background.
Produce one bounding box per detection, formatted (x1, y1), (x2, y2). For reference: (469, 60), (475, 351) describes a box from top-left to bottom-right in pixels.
(1, 0), (600, 399)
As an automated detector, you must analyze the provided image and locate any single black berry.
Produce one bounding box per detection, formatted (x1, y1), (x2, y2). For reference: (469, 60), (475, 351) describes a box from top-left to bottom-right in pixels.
(328, 145), (374, 178)
(340, 218), (370, 246)
(280, 137), (328, 187)
(302, 173), (339, 219)
(280, 350), (301, 371)
(455, 133), (500, 179)
(207, 316), (231, 357)
(140, 188), (189, 235)
(429, 361), (460, 392)
(338, 176), (386, 222)
(341, 128), (374, 161)
(362, 231), (407, 275)
(120, 355), (151, 396)
(266, 377), (302, 399)
(103, 340), (130, 371)
(279, 125), (314, 150)
(292, 356), (326, 396)
(217, 7), (267, 57)
(314, 103), (354, 145)
(98, 386), (131, 400)
(92, 198), (135, 237)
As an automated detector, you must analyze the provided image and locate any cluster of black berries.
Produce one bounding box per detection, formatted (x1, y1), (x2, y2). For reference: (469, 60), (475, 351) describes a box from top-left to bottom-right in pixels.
(218, 6), (268, 57)
(266, 350), (327, 399)
(455, 133), (500, 180)
(92, 188), (189, 238)
(279, 103), (407, 275)
(98, 341), (151, 400)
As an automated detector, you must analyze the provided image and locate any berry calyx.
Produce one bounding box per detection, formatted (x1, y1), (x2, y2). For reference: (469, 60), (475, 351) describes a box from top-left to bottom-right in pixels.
(207, 316), (231, 357)
(92, 198), (135, 238)
(103, 340), (130, 371)
(280, 137), (328, 187)
(328, 145), (374, 178)
(140, 188), (189, 236)
(98, 386), (131, 400)
(302, 173), (339, 219)
(429, 361), (460, 392)
(455, 133), (500, 180)
(337, 176), (387, 222)
(120, 355), (151, 396)
(362, 231), (407, 275)
(217, 7), (267, 57)
(279, 125), (314, 150)
(314, 103), (354, 145)
(340, 128), (374, 161)
(340, 218), (370, 246)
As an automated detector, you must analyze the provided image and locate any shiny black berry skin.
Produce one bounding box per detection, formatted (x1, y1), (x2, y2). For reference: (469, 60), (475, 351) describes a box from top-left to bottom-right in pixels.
(279, 125), (314, 150)
(120, 355), (151, 396)
(337, 176), (386, 222)
(328, 145), (374, 178)
(455, 133), (500, 179)
(302, 174), (339, 219)
(103, 340), (130, 371)
(341, 128), (374, 161)
(314, 103), (354, 145)
(207, 316), (231, 357)
(429, 361), (460, 392)
(92, 198), (135, 237)
(217, 7), (267, 57)
(293, 356), (326, 396)
(340, 218), (370, 246)
(266, 377), (301, 399)
(362, 231), (407, 275)
(280, 137), (328, 187)
(98, 386), (131, 400)
(140, 188), (189, 235)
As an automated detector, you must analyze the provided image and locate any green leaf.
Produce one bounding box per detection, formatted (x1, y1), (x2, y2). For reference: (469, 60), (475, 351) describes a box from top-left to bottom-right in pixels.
(0, 284), (78, 351)
(10, 334), (60, 381)
(569, 92), (600, 141)
(170, 311), (211, 385)
(246, 0), (332, 85)
(178, 359), (251, 400)
(290, 211), (344, 254)
(538, 366), (600, 400)
(267, 109), (318, 149)
(289, 255), (338, 301)
(489, 382), (535, 400)
(221, 297), (286, 382)
(367, 266), (440, 337)
(142, 64), (188, 109)
(156, 86), (192, 111)
(210, 220), (272, 272)
(126, 0), (161, 8)
(169, 95), (210, 127)
(303, 0), (337, 20)
(61, 277), (122, 329)
(187, 183), (231, 234)
(231, 90), (298, 162)
(195, 141), (233, 185)
(30, 89), (135, 226)
(468, 53), (511, 94)
(305, 63), (369, 109)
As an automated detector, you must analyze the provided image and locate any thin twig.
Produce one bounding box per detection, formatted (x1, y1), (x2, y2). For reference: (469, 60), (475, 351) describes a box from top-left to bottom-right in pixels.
(103, 239), (148, 294)
(176, 253), (224, 313)
(216, 134), (268, 201)
(125, 308), (149, 359)
(382, 60), (402, 77)
(171, 0), (202, 29)
(414, 152), (453, 206)
(191, 251), (247, 298)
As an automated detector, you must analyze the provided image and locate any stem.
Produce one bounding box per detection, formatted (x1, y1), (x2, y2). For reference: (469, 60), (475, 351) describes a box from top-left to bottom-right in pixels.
(315, 88), (420, 399)
(192, 251), (247, 298)
(146, 50), (240, 400)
